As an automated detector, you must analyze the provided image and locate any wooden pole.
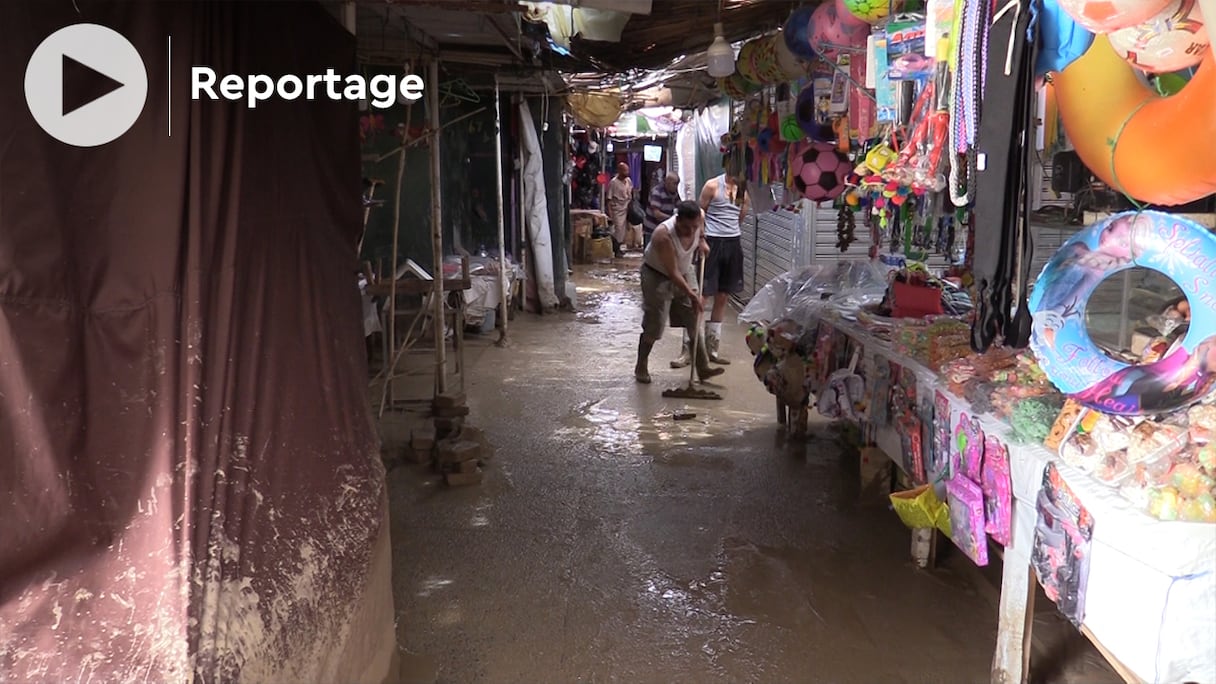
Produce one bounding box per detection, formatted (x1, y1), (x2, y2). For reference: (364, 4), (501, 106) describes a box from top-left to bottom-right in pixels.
(493, 76), (510, 346)
(386, 97), (411, 406)
(516, 95), (528, 305)
(429, 59), (447, 395)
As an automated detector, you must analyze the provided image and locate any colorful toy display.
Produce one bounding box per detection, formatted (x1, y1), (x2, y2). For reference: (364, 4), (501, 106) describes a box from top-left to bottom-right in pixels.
(1053, 35), (1216, 205)
(1109, 0), (1209, 74)
(794, 143), (853, 201)
(1029, 211), (1216, 416)
(1057, 0), (1173, 33)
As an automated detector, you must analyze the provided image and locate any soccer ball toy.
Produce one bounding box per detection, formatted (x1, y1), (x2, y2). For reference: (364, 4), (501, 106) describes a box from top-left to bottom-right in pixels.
(842, 0), (904, 25)
(794, 143), (853, 202)
(1109, 0), (1209, 74)
(1057, 0), (1172, 33)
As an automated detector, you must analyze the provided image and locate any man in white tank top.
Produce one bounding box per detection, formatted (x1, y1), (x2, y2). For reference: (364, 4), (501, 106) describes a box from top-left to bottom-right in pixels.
(695, 173), (748, 365)
(635, 201), (726, 384)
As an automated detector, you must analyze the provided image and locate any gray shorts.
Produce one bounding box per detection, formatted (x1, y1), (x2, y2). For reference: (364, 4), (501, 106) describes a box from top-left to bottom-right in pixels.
(640, 263), (696, 341)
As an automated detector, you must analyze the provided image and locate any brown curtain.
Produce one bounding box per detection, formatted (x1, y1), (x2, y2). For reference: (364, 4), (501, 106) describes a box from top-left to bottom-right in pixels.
(0, 2), (393, 680)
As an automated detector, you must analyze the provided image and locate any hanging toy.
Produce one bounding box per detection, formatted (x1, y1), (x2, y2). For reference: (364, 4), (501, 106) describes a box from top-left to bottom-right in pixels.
(836, 204), (857, 252)
(1109, 0), (1210, 74)
(841, 0), (905, 25)
(780, 114), (806, 142)
(795, 142), (853, 202)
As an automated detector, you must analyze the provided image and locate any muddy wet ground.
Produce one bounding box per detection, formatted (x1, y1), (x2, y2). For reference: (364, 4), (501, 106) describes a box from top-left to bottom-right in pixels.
(383, 258), (1116, 683)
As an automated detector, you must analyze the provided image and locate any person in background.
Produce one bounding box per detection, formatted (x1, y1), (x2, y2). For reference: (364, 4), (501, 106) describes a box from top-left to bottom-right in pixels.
(644, 172), (681, 249)
(695, 172), (748, 364)
(634, 200), (725, 385)
(606, 162), (633, 259)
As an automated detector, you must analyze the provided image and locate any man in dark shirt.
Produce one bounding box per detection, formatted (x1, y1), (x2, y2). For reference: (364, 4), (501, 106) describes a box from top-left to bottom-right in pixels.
(643, 173), (681, 249)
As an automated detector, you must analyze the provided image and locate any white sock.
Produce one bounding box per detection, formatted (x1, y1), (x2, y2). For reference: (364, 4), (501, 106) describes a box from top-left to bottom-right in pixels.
(708, 321), (723, 338)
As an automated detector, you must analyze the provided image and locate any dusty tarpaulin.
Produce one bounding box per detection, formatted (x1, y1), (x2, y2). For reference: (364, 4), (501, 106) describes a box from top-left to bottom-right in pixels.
(0, 2), (394, 681)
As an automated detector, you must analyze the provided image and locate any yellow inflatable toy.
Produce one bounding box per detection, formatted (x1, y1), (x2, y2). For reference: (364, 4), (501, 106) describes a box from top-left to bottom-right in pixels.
(1054, 34), (1216, 205)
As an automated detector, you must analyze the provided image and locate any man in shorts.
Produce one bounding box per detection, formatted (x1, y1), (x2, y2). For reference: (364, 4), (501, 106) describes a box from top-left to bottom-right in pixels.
(696, 172), (747, 364)
(635, 201), (726, 385)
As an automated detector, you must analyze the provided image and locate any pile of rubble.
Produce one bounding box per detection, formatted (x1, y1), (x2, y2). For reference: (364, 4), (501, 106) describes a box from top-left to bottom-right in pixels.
(406, 392), (492, 486)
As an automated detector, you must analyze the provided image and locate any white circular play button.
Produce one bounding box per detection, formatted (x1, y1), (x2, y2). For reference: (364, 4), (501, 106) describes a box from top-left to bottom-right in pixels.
(24, 23), (148, 147)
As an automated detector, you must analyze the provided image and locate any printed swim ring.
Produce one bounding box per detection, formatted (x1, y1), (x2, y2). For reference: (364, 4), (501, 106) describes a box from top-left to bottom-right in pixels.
(1029, 211), (1216, 416)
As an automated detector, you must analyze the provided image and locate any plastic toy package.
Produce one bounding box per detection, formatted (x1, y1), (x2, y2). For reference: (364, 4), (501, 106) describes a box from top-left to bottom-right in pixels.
(1032, 463), (1094, 627)
(946, 475), (989, 566)
(982, 436), (1012, 547)
(1055, 400), (1216, 522)
(956, 411), (984, 482)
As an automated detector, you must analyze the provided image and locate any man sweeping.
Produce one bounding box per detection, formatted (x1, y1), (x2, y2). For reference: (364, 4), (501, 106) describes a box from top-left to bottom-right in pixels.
(635, 201), (726, 385)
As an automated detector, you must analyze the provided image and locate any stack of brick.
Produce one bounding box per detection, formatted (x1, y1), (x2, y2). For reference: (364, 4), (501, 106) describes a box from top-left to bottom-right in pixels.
(407, 392), (491, 486)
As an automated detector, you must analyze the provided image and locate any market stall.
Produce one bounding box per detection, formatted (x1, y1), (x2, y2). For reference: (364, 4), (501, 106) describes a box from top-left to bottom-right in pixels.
(740, 252), (1216, 682)
(710, 0), (1216, 681)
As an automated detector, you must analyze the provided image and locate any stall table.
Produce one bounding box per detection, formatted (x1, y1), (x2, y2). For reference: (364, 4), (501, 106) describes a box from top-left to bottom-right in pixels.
(815, 316), (1216, 684)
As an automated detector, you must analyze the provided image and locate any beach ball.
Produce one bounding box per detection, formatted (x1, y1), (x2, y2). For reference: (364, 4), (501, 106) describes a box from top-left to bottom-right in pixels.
(794, 143), (853, 202)
(718, 73), (761, 100)
(783, 6), (819, 60)
(1109, 0), (1208, 74)
(773, 32), (806, 78)
(754, 37), (789, 83)
(834, 0), (877, 35)
(842, 0), (904, 24)
(737, 39), (764, 83)
(1057, 0), (1172, 33)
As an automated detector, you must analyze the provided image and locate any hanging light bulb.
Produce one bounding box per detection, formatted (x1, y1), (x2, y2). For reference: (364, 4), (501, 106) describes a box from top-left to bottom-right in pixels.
(705, 23), (735, 78)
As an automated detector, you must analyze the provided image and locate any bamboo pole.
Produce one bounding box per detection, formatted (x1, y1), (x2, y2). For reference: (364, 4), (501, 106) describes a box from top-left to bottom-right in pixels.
(493, 76), (511, 347)
(429, 59), (447, 396)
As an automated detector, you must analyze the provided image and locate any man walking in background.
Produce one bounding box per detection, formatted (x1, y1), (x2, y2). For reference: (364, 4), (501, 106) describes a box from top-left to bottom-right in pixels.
(606, 162), (633, 259)
(695, 172), (747, 364)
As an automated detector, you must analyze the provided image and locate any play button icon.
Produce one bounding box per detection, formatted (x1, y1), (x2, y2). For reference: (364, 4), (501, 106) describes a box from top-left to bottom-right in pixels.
(24, 24), (148, 147)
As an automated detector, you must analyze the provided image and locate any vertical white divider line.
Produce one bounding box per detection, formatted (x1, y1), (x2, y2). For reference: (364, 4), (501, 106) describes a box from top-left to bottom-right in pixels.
(167, 35), (171, 137)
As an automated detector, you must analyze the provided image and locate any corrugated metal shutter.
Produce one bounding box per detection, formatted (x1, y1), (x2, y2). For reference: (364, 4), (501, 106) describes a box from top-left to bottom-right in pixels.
(755, 209), (801, 289)
(808, 199), (951, 270)
(737, 206), (809, 302)
(1028, 159), (1080, 282)
(739, 211), (758, 301)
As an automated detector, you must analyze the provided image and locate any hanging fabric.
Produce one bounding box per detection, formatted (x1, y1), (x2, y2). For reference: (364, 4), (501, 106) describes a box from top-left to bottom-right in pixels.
(971, 0), (1040, 352)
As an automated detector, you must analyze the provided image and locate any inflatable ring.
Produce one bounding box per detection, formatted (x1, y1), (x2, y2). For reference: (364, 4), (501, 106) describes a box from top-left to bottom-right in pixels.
(1029, 211), (1216, 416)
(1054, 35), (1216, 206)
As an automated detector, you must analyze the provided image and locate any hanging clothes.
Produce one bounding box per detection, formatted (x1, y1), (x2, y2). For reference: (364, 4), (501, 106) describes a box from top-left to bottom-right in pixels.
(971, 0), (1040, 352)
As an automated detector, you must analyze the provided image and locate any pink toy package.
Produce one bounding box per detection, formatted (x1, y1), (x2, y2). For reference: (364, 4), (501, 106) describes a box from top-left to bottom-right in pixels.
(946, 475), (989, 566)
(982, 436), (1012, 547)
(955, 412), (984, 483)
